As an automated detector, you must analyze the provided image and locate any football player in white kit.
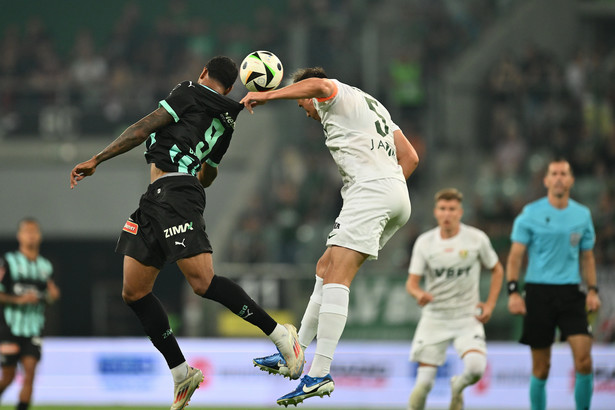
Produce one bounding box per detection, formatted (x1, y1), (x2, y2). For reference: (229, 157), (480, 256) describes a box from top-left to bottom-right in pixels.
(242, 67), (419, 406)
(406, 188), (503, 410)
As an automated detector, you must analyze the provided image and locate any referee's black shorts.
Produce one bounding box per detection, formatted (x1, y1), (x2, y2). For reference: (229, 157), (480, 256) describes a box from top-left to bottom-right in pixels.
(115, 173), (212, 269)
(520, 283), (591, 348)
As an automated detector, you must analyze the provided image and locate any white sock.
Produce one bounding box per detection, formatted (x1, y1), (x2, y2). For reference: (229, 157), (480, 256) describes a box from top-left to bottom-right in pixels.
(298, 275), (323, 350)
(409, 366), (437, 410)
(451, 352), (487, 394)
(308, 283), (349, 378)
(171, 361), (189, 383)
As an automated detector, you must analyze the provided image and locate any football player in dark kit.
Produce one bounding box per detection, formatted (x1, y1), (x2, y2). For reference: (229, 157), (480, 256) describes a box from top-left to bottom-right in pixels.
(0, 218), (60, 410)
(70, 56), (303, 410)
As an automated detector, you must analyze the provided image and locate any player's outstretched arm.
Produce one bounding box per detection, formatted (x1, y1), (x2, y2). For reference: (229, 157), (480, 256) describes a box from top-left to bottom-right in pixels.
(240, 78), (335, 113)
(70, 107), (173, 188)
(476, 261), (504, 323)
(506, 242), (527, 315)
(393, 129), (419, 180)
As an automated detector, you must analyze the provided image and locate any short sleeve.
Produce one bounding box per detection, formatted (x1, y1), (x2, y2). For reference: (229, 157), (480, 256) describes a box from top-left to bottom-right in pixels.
(511, 210), (532, 245)
(159, 81), (195, 123)
(0, 257), (9, 292)
(477, 230), (499, 269)
(580, 211), (596, 251)
(205, 133), (231, 168)
(408, 236), (427, 276)
(314, 79), (340, 115)
(43, 258), (54, 280)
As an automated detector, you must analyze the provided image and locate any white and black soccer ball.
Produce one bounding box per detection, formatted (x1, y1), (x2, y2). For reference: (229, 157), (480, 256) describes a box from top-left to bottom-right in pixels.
(239, 50), (284, 92)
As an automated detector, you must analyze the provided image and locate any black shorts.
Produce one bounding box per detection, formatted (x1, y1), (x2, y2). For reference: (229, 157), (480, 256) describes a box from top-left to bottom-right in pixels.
(0, 335), (42, 366)
(520, 283), (591, 348)
(115, 173), (212, 269)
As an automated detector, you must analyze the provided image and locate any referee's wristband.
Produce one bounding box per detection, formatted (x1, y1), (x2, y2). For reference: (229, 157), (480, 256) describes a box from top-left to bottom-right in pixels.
(588, 285), (599, 294)
(507, 281), (520, 295)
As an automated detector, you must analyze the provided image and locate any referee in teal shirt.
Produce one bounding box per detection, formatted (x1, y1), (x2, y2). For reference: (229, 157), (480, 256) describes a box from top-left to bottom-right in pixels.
(506, 158), (601, 410)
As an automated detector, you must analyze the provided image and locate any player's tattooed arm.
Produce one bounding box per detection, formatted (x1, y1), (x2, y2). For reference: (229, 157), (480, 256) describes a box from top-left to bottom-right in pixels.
(70, 107), (173, 188)
(94, 107), (173, 164)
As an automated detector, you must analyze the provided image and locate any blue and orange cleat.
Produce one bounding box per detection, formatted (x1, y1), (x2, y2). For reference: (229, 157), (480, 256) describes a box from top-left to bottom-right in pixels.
(253, 352), (291, 378)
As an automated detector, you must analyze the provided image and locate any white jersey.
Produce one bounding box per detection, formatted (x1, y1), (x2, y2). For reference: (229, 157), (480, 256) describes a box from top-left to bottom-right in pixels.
(314, 79), (406, 190)
(408, 223), (499, 320)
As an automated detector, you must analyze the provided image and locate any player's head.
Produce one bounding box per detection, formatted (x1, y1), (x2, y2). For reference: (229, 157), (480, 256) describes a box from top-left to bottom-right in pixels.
(292, 67), (328, 122)
(17, 217), (42, 251)
(544, 157), (574, 198)
(291, 67), (328, 83)
(433, 188), (463, 233)
(199, 56), (238, 94)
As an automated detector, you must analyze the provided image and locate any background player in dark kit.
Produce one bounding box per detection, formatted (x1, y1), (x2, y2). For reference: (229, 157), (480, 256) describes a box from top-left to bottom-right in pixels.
(0, 218), (60, 410)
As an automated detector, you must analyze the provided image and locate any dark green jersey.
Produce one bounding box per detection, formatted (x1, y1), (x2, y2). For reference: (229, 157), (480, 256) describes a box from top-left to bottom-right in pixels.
(0, 251), (53, 337)
(145, 80), (244, 176)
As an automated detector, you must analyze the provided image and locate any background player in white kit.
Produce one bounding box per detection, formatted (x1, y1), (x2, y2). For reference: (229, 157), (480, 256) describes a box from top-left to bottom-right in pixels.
(242, 67), (419, 406)
(406, 188), (503, 410)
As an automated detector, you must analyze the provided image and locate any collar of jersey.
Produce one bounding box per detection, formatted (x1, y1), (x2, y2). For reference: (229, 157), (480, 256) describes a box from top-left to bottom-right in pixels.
(199, 84), (219, 94)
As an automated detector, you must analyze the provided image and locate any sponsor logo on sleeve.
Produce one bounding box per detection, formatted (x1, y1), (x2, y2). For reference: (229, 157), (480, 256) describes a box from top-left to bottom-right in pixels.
(123, 220), (139, 235)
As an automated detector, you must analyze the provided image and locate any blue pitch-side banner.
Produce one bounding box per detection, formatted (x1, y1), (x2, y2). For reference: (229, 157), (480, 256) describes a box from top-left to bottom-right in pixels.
(2, 338), (614, 409)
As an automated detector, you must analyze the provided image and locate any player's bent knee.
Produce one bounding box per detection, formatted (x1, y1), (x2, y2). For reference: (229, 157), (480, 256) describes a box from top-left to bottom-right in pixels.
(0, 371), (16, 390)
(0, 375), (13, 387)
(121, 287), (153, 304)
(188, 275), (213, 296)
(574, 355), (592, 374)
(315, 258), (328, 278)
(121, 289), (138, 304)
(191, 283), (208, 296)
(532, 361), (551, 379)
(464, 352), (487, 383)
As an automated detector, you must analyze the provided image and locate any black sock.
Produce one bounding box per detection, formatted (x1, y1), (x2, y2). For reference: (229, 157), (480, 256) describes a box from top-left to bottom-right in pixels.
(202, 275), (277, 335)
(17, 402), (29, 410)
(127, 293), (185, 368)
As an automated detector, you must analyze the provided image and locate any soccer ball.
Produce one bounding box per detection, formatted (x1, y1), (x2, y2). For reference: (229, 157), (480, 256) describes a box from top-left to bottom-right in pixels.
(239, 50), (284, 92)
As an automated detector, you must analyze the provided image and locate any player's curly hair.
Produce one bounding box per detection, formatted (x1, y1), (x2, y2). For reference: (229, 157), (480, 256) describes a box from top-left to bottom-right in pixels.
(206, 56), (238, 90)
(292, 67), (328, 83)
(434, 188), (463, 203)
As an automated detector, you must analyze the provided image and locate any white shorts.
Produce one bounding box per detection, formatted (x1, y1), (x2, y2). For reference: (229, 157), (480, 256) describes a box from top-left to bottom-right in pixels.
(326, 178), (411, 260)
(409, 316), (487, 366)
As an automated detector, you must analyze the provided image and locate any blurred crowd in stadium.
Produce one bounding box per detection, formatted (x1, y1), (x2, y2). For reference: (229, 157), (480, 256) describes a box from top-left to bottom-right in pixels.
(0, 0), (501, 138)
(1, 1), (613, 274)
